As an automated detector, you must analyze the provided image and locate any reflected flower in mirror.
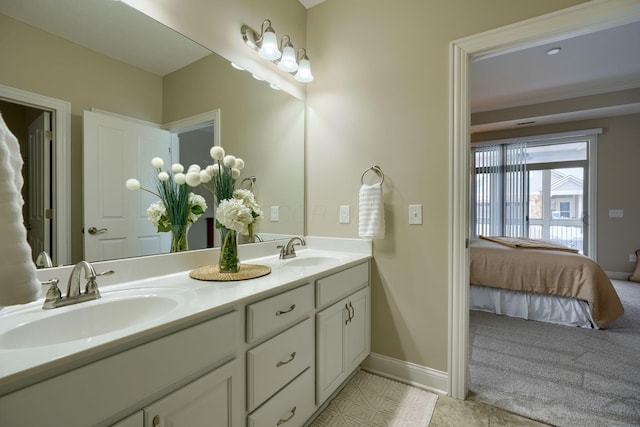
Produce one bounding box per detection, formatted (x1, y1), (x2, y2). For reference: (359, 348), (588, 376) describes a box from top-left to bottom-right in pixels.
(125, 157), (207, 252)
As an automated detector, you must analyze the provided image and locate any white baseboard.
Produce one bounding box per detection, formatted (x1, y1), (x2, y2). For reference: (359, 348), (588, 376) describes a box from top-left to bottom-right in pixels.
(607, 271), (632, 280)
(361, 352), (448, 396)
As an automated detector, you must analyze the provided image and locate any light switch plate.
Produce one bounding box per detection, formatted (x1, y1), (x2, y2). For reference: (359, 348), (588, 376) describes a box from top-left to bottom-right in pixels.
(271, 206), (279, 222)
(339, 205), (350, 224)
(609, 209), (624, 218)
(409, 204), (422, 225)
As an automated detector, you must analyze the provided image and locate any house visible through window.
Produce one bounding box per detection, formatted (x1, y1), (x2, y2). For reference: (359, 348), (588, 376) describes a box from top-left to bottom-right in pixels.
(471, 133), (598, 256)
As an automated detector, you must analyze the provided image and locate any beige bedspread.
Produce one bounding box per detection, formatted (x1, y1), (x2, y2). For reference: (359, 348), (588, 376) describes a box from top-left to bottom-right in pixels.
(470, 238), (624, 328)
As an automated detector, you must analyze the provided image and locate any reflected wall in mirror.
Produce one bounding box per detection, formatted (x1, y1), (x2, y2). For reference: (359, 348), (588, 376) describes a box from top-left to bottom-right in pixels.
(0, 0), (304, 265)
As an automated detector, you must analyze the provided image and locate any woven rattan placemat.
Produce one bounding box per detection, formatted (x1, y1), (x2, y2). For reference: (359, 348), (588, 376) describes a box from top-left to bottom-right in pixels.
(189, 264), (271, 282)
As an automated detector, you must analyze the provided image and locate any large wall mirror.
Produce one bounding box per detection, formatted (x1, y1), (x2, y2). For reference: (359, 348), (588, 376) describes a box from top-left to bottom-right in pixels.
(0, 0), (304, 266)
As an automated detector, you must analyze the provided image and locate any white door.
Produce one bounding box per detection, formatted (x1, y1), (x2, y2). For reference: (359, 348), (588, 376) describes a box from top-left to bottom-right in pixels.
(27, 111), (51, 262)
(83, 111), (171, 261)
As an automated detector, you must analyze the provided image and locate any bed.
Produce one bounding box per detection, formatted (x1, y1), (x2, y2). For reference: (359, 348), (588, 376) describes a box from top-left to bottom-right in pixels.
(469, 236), (624, 329)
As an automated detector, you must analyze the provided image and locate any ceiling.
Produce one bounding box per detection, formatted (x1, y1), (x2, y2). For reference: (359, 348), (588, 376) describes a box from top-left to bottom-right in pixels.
(0, 0), (211, 76)
(470, 20), (640, 133)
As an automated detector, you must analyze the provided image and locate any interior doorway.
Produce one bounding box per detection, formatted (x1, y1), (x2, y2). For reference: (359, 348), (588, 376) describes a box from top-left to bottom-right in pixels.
(0, 99), (53, 263)
(448, 1), (640, 400)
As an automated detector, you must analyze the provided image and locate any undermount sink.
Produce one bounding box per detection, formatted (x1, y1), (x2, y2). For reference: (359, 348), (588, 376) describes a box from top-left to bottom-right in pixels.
(284, 255), (344, 267)
(0, 288), (191, 349)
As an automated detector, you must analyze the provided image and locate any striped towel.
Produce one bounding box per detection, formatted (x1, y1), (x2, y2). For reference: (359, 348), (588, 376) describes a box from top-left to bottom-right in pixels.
(358, 183), (385, 239)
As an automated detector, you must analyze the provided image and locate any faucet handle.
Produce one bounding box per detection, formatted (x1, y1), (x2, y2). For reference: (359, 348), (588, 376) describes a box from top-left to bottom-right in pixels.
(42, 278), (62, 309)
(85, 269), (114, 295)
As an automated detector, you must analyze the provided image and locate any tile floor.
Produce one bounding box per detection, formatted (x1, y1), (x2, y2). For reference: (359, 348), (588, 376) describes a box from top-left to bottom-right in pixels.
(429, 394), (551, 426)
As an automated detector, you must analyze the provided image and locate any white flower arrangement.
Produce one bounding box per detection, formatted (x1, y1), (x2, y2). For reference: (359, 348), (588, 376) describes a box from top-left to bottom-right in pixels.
(126, 157), (207, 232)
(184, 146), (263, 239)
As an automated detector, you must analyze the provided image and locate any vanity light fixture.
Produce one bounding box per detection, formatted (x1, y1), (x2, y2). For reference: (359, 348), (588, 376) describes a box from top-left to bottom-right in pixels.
(294, 49), (314, 83)
(241, 19), (313, 83)
(278, 35), (298, 72)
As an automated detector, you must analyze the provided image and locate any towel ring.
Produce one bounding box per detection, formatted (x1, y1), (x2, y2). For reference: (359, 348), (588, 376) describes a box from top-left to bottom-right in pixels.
(361, 166), (384, 185)
(241, 176), (256, 190)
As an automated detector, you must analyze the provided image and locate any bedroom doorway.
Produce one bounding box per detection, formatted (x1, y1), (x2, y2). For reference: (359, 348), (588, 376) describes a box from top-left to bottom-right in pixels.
(447, 1), (640, 400)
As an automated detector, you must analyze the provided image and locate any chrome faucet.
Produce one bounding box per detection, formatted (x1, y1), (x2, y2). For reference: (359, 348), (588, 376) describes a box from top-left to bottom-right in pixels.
(35, 251), (53, 268)
(42, 261), (114, 309)
(278, 236), (306, 259)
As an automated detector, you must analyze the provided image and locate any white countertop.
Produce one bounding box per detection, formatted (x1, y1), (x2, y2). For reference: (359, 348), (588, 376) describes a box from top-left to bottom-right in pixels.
(0, 237), (372, 396)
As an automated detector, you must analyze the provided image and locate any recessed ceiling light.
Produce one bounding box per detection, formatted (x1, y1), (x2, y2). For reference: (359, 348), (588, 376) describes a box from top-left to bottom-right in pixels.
(230, 62), (245, 71)
(546, 47), (561, 56)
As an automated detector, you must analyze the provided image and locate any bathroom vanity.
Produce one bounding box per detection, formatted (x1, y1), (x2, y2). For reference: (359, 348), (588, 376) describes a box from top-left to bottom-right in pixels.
(0, 237), (371, 427)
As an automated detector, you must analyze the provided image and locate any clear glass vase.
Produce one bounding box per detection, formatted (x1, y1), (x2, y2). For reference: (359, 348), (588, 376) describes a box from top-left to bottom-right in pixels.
(218, 227), (239, 273)
(170, 224), (190, 253)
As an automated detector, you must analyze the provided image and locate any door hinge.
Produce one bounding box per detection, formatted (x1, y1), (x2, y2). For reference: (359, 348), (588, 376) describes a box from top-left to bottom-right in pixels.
(45, 209), (53, 219)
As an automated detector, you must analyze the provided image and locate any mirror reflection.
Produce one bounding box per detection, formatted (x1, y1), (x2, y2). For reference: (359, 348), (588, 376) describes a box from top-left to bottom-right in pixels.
(0, 0), (304, 266)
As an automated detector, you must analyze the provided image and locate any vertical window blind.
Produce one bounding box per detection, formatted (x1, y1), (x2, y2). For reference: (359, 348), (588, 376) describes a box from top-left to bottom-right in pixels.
(472, 142), (527, 238)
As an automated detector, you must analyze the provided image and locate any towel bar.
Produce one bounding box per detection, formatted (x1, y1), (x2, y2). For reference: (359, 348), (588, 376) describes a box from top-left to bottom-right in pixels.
(361, 165), (384, 185)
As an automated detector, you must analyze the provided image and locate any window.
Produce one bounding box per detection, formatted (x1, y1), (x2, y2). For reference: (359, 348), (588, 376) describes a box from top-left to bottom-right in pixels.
(472, 132), (598, 255)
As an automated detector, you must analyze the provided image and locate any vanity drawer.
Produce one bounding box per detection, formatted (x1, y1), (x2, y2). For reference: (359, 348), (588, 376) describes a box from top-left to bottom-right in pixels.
(246, 284), (313, 343)
(247, 368), (315, 427)
(316, 262), (369, 309)
(247, 317), (313, 411)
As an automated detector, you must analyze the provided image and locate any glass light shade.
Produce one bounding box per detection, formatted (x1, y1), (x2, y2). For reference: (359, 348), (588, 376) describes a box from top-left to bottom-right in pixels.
(258, 31), (281, 60)
(278, 46), (298, 72)
(294, 58), (314, 83)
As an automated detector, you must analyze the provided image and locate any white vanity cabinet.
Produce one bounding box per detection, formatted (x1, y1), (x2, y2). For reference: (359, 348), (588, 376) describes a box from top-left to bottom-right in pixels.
(315, 264), (370, 404)
(0, 310), (241, 427)
(143, 359), (241, 427)
(245, 284), (316, 426)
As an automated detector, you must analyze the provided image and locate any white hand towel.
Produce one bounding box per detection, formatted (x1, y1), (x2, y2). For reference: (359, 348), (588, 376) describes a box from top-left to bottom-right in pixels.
(0, 114), (41, 306)
(358, 183), (385, 239)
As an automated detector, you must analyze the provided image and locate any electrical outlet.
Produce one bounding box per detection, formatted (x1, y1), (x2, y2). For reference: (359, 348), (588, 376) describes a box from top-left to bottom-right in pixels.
(270, 206), (279, 222)
(339, 205), (350, 224)
(409, 204), (423, 225)
(630, 253), (637, 263)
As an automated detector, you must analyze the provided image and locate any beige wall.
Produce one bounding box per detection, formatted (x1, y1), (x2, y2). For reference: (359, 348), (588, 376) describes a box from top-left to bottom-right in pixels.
(305, 0), (587, 372)
(472, 113), (640, 275)
(0, 13), (162, 262)
(163, 52), (305, 236)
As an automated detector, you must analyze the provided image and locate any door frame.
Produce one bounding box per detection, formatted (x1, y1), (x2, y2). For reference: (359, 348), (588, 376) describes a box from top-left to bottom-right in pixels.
(0, 84), (71, 265)
(447, 0), (640, 399)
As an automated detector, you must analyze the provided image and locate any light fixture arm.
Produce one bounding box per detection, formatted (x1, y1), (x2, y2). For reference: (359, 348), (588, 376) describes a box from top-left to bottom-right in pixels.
(280, 35), (294, 51)
(296, 48), (309, 62)
(241, 19), (275, 51)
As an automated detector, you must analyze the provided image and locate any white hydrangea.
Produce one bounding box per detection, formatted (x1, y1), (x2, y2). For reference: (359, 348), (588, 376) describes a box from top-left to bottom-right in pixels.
(147, 201), (167, 228)
(187, 193), (208, 224)
(233, 189), (263, 219)
(216, 198), (253, 233)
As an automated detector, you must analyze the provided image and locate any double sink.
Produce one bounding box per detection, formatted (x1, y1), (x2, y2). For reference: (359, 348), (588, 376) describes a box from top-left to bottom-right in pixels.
(0, 251), (346, 351)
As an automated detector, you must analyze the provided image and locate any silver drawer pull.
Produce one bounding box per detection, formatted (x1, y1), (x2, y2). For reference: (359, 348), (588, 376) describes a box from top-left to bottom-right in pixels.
(277, 406), (297, 425)
(276, 304), (296, 316)
(345, 303), (351, 325)
(276, 352), (297, 367)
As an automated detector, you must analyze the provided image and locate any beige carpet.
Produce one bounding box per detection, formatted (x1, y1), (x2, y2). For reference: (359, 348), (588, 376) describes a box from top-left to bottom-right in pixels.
(310, 370), (438, 426)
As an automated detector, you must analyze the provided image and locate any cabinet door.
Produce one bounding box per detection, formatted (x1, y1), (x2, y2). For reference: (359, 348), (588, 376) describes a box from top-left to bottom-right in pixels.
(111, 411), (143, 427)
(346, 287), (370, 372)
(316, 298), (349, 403)
(144, 359), (241, 427)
